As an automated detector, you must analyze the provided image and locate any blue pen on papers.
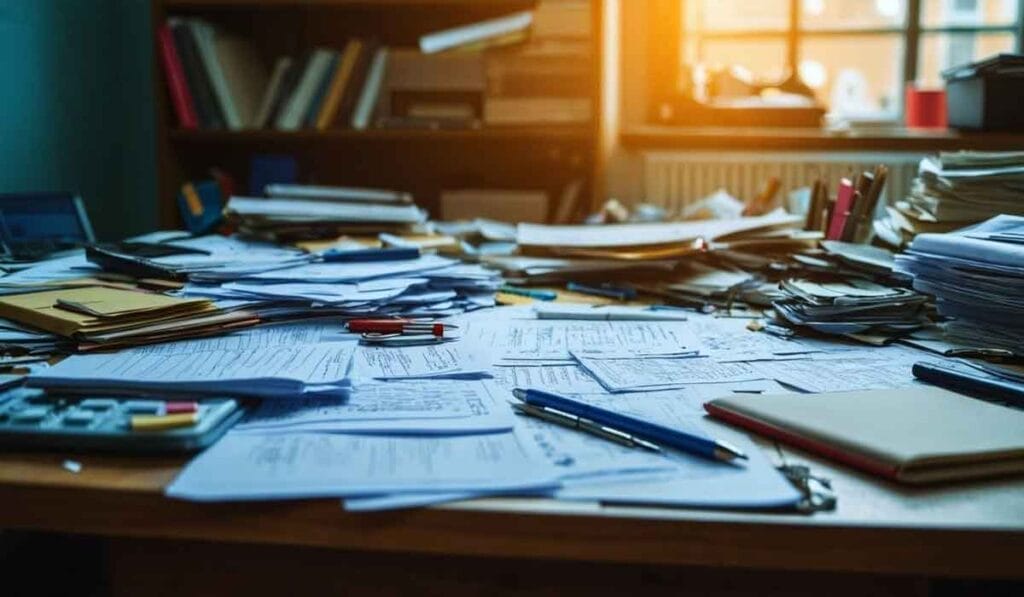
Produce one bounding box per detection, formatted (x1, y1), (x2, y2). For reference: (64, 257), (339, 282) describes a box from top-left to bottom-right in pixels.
(499, 286), (557, 301)
(512, 388), (747, 463)
(566, 282), (637, 301)
(321, 247), (420, 262)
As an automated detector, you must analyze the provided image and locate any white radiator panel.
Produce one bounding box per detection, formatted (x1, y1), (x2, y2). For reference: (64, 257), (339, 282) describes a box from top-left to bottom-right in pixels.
(642, 151), (923, 215)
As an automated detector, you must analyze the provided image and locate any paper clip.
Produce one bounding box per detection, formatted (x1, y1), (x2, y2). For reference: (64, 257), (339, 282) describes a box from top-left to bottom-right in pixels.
(359, 333), (456, 347)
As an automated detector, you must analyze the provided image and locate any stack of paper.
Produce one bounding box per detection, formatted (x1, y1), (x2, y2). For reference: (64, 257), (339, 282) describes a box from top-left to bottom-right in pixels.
(225, 187), (428, 242)
(877, 152), (1024, 247)
(773, 277), (928, 336)
(516, 210), (803, 261)
(27, 337), (356, 400)
(895, 214), (1024, 355)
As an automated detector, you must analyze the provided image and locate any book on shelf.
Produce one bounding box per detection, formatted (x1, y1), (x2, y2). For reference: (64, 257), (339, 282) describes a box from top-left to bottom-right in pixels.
(351, 47), (389, 130)
(418, 10), (533, 54)
(168, 18), (224, 129)
(156, 22), (198, 129)
(315, 39), (363, 130)
(158, 0), (593, 132)
(276, 48), (336, 130)
(254, 57), (294, 129)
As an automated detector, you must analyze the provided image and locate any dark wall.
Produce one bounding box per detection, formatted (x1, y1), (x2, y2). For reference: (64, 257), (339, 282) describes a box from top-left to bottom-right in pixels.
(0, 0), (158, 240)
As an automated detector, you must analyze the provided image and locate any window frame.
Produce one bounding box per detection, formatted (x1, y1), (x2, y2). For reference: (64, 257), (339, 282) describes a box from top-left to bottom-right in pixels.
(653, 0), (1024, 121)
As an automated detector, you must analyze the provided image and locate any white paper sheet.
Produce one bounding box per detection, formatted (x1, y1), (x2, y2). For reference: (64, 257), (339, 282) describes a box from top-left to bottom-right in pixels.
(352, 341), (491, 380)
(29, 341), (356, 400)
(751, 347), (925, 393)
(165, 431), (558, 501)
(573, 353), (764, 393)
(236, 380), (514, 435)
(463, 319), (701, 363)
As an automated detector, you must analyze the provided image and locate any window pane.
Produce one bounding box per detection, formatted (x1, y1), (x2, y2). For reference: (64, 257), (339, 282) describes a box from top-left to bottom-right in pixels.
(917, 31), (1017, 86)
(801, 0), (907, 29)
(683, 0), (790, 32)
(800, 34), (903, 117)
(692, 38), (790, 81)
(921, 0), (1018, 27)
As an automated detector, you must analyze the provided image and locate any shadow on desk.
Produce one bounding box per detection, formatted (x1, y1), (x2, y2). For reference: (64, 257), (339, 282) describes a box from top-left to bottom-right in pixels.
(4, 532), (1020, 597)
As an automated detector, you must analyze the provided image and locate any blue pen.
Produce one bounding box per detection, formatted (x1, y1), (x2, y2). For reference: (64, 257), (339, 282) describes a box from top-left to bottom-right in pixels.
(321, 247), (420, 263)
(566, 281), (637, 301)
(499, 286), (558, 301)
(512, 388), (747, 463)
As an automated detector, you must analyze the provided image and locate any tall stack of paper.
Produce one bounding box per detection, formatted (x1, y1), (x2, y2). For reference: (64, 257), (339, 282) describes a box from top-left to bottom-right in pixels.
(876, 151), (1024, 247)
(895, 214), (1024, 355)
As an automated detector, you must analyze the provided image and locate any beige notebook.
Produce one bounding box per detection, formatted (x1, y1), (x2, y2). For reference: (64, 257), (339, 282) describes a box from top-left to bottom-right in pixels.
(705, 387), (1024, 484)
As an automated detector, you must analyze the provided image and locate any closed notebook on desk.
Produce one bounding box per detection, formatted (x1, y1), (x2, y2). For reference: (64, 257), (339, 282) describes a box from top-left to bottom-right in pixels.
(705, 387), (1024, 484)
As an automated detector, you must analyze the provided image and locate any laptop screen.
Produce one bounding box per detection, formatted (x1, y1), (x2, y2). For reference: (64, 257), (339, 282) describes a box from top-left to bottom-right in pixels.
(0, 193), (95, 254)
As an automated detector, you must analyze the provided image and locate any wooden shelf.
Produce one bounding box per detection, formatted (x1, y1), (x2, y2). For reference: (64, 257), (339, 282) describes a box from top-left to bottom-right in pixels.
(167, 126), (593, 144)
(621, 125), (1024, 152)
(162, 0), (536, 8)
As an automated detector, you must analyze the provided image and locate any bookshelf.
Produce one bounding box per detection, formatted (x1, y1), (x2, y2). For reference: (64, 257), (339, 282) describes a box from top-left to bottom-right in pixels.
(150, 0), (606, 227)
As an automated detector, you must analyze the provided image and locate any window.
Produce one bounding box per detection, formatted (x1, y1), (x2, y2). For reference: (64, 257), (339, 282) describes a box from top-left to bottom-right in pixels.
(670, 0), (1023, 119)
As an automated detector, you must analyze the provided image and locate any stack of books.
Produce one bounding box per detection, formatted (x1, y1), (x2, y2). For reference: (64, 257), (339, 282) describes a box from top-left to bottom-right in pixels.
(874, 152), (1024, 247)
(484, 0), (593, 126)
(158, 18), (388, 131)
(895, 214), (1024, 356)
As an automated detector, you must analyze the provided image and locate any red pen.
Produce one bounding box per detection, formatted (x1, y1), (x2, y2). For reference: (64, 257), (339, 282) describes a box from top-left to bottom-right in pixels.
(346, 319), (456, 337)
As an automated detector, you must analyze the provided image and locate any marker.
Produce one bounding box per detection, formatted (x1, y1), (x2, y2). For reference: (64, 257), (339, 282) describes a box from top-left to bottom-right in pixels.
(499, 286), (557, 301)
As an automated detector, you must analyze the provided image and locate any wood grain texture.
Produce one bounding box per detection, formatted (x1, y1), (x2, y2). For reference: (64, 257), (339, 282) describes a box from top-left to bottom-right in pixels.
(2, 420), (1023, 580)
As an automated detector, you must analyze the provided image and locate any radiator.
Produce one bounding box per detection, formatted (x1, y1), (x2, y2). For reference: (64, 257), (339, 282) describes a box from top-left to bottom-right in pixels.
(642, 151), (923, 215)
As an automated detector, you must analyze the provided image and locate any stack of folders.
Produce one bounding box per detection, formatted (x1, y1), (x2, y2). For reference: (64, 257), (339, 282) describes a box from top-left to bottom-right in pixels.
(894, 214), (1024, 355)
(0, 285), (256, 352)
(225, 184), (428, 242)
(876, 151), (1024, 248)
(772, 278), (928, 338)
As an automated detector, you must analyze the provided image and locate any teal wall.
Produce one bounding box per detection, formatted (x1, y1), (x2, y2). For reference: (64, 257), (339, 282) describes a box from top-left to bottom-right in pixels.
(0, 0), (157, 241)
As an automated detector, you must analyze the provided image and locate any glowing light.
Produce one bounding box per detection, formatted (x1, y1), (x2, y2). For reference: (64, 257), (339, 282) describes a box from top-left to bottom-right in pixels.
(875, 0), (900, 18)
(803, 0), (825, 16)
(799, 59), (828, 89)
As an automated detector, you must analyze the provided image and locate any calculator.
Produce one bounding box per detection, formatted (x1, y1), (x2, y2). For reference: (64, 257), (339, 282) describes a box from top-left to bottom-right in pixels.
(0, 387), (245, 453)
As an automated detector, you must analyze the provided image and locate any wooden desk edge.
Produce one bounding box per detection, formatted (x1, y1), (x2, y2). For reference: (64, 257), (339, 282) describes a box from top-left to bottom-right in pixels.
(2, 483), (1022, 579)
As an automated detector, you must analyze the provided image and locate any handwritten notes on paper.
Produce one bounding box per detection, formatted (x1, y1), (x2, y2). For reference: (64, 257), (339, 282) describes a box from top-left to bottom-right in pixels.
(463, 320), (700, 363)
(573, 353), (763, 393)
(237, 380), (514, 435)
(166, 431), (559, 501)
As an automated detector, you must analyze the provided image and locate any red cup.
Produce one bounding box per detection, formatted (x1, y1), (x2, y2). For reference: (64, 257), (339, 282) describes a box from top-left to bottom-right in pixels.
(905, 84), (947, 129)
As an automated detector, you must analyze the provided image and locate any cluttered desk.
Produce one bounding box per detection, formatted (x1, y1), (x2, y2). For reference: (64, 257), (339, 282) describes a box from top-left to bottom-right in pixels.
(2, 153), (1024, 595)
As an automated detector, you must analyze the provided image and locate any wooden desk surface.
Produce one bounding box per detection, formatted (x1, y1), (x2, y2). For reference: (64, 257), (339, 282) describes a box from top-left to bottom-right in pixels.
(2, 414), (1022, 580)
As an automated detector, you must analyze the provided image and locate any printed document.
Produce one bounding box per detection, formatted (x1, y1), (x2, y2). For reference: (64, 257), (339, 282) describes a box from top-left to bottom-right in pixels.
(165, 431), (559, 501)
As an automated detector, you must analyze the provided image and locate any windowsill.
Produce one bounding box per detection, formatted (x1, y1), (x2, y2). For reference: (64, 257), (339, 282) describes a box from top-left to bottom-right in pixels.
(620, 125), (1024, 152)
